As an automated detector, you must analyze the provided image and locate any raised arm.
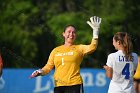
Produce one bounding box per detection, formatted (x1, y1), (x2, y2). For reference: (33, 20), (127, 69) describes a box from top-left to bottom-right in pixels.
(79, 16), (102, 55)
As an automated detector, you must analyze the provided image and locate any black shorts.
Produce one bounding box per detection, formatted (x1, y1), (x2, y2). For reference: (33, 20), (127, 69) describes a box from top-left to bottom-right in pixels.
(54, 84), (84, 93)
(134, 78), (140, 83)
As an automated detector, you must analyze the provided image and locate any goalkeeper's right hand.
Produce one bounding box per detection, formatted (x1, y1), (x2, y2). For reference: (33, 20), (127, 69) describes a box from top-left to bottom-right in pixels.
(30, 69), (43, 78)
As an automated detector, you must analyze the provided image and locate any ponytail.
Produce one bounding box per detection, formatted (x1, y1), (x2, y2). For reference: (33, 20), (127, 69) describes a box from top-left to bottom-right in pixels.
(123, 33), (133, 61)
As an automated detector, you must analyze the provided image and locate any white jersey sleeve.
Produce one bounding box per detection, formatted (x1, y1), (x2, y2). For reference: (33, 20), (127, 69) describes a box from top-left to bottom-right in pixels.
(106, 53), (114, 68)
(132, 53), (138, 71)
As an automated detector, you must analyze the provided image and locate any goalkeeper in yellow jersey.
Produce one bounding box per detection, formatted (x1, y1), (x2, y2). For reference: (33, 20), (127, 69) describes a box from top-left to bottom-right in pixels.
(30, 16), (102, 93)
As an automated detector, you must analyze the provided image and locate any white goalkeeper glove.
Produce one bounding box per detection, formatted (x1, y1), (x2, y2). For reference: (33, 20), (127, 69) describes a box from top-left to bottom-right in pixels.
(87, 16), (102, 39)
(30, 69), (43, 78)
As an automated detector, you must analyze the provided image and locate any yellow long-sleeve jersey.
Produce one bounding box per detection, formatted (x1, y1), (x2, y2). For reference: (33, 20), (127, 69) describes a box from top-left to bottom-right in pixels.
(134, 62), (140, 79)
(42, 39), (98, 87)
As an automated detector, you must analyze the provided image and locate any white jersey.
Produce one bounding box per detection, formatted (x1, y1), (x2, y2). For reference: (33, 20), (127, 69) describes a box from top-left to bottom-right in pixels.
(106, 50), (138, 93)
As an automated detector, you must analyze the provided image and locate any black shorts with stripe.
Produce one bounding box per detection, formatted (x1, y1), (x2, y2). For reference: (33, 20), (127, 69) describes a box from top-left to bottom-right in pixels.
(134, 78), (140, 83)
(54, 84), (84, 93)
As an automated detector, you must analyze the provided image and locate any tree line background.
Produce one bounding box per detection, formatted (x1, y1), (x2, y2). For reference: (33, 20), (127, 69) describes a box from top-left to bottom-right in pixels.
(0, 0), (140, 68)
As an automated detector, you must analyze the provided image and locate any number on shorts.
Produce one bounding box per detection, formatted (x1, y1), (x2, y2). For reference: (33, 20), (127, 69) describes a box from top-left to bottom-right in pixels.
(122, 63), (130, 79)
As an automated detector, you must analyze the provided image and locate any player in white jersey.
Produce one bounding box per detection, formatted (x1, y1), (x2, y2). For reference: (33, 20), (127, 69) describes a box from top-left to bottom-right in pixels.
(103, 32), (138, 93)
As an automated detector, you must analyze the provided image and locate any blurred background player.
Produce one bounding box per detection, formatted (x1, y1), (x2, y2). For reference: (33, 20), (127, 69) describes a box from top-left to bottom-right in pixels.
(103, 32), (138, 93)
(0, 54), (3, 77)
(134, 56), (140, 93)
(0, 53), (5, 90)
(30, 16), (101, 93)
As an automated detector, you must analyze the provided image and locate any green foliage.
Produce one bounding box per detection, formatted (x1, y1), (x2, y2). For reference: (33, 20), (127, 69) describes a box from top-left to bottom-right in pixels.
(0, 0), (55, 68)
(47, 12), (92, 45)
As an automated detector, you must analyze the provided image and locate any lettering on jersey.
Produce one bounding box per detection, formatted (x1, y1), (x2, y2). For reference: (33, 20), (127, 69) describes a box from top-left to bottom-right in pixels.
(118, 55), (134, 62)
(55, 52), (73, 56)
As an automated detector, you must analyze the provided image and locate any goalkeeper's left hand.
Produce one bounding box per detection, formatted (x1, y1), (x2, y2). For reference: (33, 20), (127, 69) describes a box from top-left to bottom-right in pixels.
(87, 16), (102, 39)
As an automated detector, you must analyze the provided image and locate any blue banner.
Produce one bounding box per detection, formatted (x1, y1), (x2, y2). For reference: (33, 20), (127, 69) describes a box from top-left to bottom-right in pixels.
(0, 69), (110, 93)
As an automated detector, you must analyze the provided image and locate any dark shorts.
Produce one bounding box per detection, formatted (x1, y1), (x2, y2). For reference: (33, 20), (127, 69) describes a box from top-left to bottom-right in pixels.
(54, 84), (84, 93)
(134, 78), (140, 83)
